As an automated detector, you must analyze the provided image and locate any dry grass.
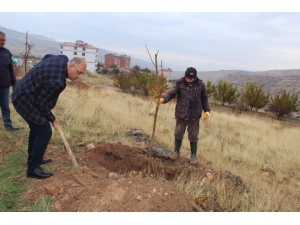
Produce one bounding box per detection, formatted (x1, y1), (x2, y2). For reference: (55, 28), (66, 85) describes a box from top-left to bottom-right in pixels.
(8, 73), (300, 211)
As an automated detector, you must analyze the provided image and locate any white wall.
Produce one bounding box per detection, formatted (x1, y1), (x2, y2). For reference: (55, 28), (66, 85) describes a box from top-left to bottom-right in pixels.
(61, 46), (98, 72)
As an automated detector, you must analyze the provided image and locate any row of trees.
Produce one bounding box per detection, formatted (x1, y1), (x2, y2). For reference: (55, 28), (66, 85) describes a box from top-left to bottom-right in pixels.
(113, 70), (167, 96)
(97, 63), (152, 76)
(206, 80), (300, 119)
(113, 71), (299, 119)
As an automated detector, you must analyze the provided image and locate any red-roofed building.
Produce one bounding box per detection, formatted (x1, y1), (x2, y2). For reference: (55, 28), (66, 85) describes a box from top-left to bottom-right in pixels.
(104, 53), (131, 69)
(60, 40), (99, 72)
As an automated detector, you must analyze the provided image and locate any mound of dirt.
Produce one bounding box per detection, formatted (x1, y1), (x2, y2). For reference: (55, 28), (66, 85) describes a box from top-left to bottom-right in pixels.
(24, 143), (247, 212)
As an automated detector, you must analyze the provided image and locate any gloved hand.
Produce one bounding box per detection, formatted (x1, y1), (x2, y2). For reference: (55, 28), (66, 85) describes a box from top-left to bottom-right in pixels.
(156, 98), (164, 105)
(204, 111), (210, 120)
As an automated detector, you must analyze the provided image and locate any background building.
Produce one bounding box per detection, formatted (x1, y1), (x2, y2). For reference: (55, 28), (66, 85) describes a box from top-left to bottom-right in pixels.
(104, 53), (131, 69)
(152, 68), (173, 81)
(60, 40), (99, 72)
(120, 54), (131, 69)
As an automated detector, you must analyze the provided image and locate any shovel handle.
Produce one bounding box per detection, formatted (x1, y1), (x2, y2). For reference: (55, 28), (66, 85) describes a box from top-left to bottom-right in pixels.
(57, 125), (80, 169)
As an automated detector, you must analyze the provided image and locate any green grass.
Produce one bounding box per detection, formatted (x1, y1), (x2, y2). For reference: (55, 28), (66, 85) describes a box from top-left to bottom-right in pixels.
(29, 197), (55, 212)
(0, 148), (30, 211)
(0, 147), (56, 212)
(0, 133), (55, 212)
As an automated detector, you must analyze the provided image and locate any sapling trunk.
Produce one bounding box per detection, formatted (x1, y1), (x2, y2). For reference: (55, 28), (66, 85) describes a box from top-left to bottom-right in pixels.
(145, 45), (167, 175)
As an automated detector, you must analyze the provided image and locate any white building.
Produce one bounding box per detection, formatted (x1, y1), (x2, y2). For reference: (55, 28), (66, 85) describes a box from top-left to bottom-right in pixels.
(151, 68), (173, 81)
(60, 40), (99, 72)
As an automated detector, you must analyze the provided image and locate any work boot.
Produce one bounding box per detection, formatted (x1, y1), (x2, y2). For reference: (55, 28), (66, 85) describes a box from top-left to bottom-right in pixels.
(169, 139), (182, 160)
(5, 126), (20, 131)
(190, 141), (198, 164)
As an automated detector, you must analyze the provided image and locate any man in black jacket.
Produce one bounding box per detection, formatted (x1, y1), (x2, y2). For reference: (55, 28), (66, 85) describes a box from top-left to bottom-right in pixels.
(12, 54), (86, 179)
(158, 67), (211, 164)
(0, 31), (19, 131)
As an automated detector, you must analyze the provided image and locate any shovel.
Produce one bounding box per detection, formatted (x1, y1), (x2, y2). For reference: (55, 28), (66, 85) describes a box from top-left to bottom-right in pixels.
(57, 125), (81, 170)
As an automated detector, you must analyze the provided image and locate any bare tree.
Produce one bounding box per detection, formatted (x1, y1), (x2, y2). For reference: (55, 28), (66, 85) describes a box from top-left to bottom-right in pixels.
(145, 44), (168, 175)
(23, 31), (33, 74)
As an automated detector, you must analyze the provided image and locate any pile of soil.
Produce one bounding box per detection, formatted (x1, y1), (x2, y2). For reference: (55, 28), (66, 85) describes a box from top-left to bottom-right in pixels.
(24, 143), (247, 212)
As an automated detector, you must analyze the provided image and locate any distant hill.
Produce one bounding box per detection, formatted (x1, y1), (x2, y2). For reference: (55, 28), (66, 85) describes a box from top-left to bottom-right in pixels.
(2, 26), (300, 98)
(0, 26), (155, 69)
(171, 70), (254, 81)
(1, 26), (60, 57)
(171, 69), (300, 99)
(211, 70), (300, 98)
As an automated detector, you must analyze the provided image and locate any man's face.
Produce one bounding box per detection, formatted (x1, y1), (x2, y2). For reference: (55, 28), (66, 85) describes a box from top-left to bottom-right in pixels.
(0, 35), (6, 48)
(185, 76), (195, 83)
(68, 62), (87, 81)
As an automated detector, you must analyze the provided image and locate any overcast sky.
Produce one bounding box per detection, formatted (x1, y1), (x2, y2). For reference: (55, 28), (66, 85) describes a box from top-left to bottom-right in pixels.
(1, 1), (300, 71)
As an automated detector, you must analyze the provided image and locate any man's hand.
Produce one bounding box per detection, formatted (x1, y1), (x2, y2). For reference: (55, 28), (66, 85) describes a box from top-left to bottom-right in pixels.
(204, 112), (210, 120)
(156, 98), (164, 105)
(51, 119), (61, 130)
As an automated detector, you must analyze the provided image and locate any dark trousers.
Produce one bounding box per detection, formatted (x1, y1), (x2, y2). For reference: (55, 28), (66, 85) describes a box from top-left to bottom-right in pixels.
(0, 87), (13, 128)
(22, 117), (52, 170)
(174, 116), (200, 142)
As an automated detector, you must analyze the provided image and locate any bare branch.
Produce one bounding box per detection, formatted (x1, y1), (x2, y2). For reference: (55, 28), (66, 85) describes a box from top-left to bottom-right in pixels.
(145, 44), (159, 69)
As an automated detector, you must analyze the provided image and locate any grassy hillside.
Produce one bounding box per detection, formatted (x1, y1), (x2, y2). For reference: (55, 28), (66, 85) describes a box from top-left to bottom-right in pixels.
(1, 73), (300, 212)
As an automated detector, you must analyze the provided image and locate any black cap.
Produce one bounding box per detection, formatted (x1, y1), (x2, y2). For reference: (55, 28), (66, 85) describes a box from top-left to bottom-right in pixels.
(185, 67), (197, 78)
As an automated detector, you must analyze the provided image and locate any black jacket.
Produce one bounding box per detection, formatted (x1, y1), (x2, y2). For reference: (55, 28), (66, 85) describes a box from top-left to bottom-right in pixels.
(0, 47), (17, 88)
(162, 77), (210, 119)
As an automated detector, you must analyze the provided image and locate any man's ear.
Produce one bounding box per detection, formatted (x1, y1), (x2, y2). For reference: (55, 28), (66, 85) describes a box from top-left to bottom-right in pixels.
(66, 62), (72, 77)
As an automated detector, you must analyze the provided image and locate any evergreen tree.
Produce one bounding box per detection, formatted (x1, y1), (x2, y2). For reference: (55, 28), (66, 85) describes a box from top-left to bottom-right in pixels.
(268, 89), (300, 119)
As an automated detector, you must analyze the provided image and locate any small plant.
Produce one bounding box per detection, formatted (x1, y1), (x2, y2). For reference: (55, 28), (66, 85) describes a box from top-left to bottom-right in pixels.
(145, 44), (168, 174)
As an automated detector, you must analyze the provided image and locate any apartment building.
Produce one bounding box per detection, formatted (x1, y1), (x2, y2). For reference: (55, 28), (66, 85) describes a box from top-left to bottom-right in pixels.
(104, 53), (131, 69)
(60, 40), (99, 72)
(152, 68), (173, 81)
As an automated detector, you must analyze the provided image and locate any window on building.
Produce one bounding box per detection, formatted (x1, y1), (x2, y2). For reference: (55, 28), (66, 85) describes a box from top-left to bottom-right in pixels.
(83, 48), (85, 51)
(74, 47), (77, 50)
(82, 53), (85, 56)
(60, 51), (62, 54)
(74, 52), (77, 55)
